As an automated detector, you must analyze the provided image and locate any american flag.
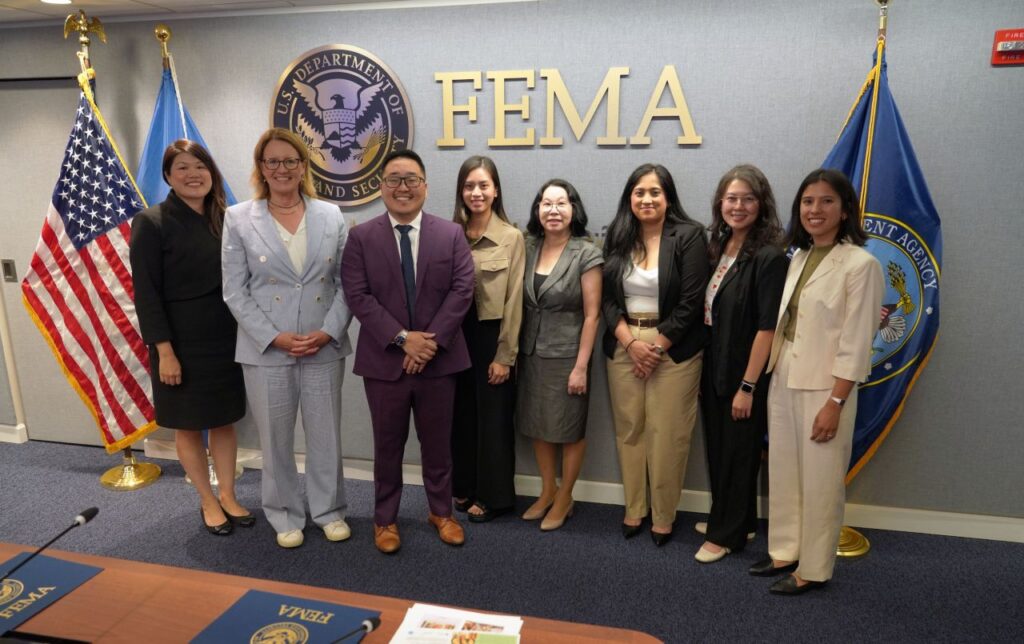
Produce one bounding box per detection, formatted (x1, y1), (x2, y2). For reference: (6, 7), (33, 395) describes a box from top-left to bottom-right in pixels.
(21, 90), (157, 452)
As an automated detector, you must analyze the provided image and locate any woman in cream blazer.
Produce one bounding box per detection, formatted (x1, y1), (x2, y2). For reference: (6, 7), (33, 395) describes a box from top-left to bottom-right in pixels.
(751, 169), (883, 594)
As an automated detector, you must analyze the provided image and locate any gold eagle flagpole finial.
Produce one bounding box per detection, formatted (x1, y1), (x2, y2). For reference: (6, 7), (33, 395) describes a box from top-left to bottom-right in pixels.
(63, 10), (106, 79)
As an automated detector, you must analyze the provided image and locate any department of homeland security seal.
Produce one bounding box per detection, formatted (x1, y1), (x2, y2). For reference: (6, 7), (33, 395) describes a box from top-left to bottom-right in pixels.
(0, 579), (24, 606)
(250, 621), (309, 644)
(271, 45), (413, 207)
(863, 212), (940, 384)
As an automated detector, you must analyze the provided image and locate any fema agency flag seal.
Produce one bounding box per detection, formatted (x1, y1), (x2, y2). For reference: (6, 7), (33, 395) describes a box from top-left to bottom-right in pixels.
(823, 44), (942, 481)
(271, 45), (413, 207)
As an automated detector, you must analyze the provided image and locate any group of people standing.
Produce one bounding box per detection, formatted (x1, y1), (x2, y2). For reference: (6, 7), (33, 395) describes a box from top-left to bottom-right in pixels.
(130, 127), (882, 596)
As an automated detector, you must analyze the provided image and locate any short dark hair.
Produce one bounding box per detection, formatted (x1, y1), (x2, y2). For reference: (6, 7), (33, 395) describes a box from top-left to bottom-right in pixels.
(708, 164), (783, 263)
(785, 168), (868, 249)
(162, 139), (228, 237)
(526, 178), (590, 238)
(452, 155), (508, 229)
(381, 149), (425, 176)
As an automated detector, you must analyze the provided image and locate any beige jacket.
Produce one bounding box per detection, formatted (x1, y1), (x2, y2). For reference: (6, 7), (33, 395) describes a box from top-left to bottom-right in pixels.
(767, 243), (883, 389)
(468, 215), (525, 365)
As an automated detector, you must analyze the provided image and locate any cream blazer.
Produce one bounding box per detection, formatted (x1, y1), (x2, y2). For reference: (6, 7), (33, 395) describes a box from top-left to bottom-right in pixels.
(766, 243), (883, 390)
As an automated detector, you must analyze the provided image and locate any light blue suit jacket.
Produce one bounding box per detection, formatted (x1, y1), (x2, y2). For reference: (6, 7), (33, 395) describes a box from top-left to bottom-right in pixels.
(222, 197), (353, 366)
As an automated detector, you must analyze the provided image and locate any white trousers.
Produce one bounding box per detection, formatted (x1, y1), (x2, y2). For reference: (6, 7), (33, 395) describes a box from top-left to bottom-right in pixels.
(243, 360), (347, 534)
(766, 342), (856, 582)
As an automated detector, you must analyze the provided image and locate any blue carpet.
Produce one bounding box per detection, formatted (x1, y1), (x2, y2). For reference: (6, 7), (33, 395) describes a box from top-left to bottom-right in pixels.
(1, 441), (1021, 642)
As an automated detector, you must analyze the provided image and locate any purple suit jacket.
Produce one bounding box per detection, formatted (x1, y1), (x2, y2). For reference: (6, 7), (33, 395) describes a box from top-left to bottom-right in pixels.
(341, 212), (475, 381)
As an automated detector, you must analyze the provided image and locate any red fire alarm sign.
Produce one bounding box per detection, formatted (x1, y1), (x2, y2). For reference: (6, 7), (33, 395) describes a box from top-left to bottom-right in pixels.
(992, 29), (1024, 66)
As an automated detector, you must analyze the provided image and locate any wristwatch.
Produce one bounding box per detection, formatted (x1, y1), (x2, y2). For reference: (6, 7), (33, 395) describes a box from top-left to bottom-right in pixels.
(739, 380), (756, 394)
(393, 330), (409, 347)
(830, 396), (846, 407)
(653, 344), (666, 357)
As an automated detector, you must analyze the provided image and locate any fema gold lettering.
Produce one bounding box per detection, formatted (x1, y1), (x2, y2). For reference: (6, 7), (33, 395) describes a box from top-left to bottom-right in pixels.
(540, 68), (628, 146)
(487, 70), (536, 147)
(629, 65), (702, 145)
(277, 604), (335, 625)
(435, 71), (482, 147)
(0, 586), (57, 619)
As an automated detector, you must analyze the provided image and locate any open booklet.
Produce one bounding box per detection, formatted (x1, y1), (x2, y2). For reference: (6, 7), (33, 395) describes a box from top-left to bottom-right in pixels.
(390, 603), (523, 643)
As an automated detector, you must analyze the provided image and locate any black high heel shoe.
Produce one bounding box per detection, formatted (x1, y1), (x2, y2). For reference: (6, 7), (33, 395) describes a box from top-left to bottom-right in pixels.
(221, 504), (256, 528)
(202, 508), (232, 536)
(622, 522), (643, 539)
(650, 530), (673, 547)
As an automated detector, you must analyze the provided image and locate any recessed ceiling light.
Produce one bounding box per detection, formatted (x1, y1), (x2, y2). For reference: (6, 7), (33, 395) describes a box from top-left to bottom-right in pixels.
(42, 0), (74, 6)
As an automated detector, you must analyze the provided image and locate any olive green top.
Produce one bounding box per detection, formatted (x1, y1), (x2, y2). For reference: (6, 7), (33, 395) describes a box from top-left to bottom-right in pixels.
(782, 244), (835, 342)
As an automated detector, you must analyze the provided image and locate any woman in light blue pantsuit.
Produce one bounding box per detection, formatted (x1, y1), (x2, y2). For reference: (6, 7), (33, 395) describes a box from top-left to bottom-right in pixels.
(222, 128), (353, 549)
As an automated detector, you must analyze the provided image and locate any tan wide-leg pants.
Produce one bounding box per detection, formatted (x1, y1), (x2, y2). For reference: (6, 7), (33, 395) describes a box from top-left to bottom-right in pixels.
(606, 326), (702, 528)
(766, 341), (857, 582)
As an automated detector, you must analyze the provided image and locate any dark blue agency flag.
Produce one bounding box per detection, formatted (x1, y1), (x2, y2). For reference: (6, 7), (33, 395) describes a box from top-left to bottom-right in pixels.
(823, 39), (942, 481)
(137, 67), (237, 206)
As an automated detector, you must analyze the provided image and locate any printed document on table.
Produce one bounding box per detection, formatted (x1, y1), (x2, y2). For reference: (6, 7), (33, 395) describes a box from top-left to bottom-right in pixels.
(390, 603), (522, 643)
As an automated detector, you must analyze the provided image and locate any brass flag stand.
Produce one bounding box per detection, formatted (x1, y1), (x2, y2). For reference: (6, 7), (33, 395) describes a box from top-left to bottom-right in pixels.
(63, 10), (162, 491)
(835, 0), (891, 559)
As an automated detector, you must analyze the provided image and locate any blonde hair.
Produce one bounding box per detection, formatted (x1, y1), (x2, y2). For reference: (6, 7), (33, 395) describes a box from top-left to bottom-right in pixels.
(250, 127), (316, 200)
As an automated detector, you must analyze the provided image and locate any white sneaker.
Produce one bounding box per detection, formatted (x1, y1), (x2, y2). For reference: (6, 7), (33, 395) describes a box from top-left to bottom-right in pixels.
(323, 520), (351, 542)
(694, 521), (755, 541)
(276, 529), (304, 548)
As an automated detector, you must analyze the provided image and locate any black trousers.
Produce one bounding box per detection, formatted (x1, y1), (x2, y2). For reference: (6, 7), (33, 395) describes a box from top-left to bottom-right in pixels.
(451, 308), (516, 509)
(699, 371), (768, 550)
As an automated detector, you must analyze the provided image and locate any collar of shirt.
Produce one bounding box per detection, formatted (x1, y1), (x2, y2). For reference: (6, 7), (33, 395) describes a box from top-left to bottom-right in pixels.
(473, 212), (507, 246)
(388, 211), (423, 231)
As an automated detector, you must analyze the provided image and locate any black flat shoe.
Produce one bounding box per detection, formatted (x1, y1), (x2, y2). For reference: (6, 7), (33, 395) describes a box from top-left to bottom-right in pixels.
(202, 508), (232, 536)
(622, 522), (643, 539)
(467, 503), (512, 523)
(454, 497), (474, 513)
(749, 557), (799, 577)
(221, 504), (256, 528)
(651, 530), (673, 547)
(769, 575), (827, 595)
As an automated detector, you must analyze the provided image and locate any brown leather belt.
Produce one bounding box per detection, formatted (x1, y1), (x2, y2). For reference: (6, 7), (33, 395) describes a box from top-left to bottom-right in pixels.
(625, 316), (659, 328)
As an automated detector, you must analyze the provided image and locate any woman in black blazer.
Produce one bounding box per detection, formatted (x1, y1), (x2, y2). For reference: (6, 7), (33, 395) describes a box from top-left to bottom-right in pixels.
(695, 165), (787, 563)
(602, 164), (709, 545)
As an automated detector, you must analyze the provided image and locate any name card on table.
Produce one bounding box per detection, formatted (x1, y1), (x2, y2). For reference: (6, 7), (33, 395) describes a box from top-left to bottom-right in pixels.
(0, 552), (103, 631)
(191, 589), (380, 644)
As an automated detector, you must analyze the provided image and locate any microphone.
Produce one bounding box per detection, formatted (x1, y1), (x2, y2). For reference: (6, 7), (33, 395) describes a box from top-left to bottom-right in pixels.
(330, 616), (381, 643)
(1, 508), (99, 581)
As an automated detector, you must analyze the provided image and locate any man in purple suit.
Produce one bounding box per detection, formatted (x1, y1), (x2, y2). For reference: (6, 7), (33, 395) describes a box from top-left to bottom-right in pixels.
(341, 149), (475, 553)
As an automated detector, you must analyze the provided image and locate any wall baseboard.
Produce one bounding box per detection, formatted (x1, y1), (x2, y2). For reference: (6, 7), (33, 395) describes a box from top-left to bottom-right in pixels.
(143, 438), (1024, 544)
(0, 423), (27, 444)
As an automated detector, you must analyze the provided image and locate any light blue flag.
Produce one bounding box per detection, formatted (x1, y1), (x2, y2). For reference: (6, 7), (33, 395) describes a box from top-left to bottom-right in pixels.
(137, 68), (237, 206)
(822, 41), (942, 481)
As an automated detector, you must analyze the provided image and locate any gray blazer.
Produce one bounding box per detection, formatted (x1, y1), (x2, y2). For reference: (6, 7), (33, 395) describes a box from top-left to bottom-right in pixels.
(520, 236), (603, 359)
(222, 197), (353, 366)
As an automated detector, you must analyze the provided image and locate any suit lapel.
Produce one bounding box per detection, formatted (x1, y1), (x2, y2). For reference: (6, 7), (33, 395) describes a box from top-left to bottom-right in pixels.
(779, 249), (808, 313)
(803, 244), (846, 289)
(300, 200), (326, 280)
(524, 238), (540, 305)
(375, 214), (404, 290)
(658, 226), (678, 314)
(414, 214), (432, 293)
(537, 238), (577, 301)
(249, 201), (296, 276)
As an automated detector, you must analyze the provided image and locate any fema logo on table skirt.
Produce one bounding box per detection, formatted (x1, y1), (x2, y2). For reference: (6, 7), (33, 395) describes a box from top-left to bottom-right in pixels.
(271, 44), (414, 207)
(863, 212), (939, 383)
(0, 579), (24, 606)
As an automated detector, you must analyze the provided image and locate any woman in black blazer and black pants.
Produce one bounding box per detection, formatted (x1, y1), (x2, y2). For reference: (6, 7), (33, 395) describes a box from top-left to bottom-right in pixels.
(695, 165), (787, 563)
(602, 164), (709, 545)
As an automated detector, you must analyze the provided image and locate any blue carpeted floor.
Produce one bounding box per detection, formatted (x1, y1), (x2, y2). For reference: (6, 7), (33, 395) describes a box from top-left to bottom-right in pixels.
(1, 441), (1021, 642)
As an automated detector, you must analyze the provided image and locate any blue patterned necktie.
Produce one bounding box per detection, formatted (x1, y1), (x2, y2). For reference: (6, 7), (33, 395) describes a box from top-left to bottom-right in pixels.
(396, 224), (416, 326)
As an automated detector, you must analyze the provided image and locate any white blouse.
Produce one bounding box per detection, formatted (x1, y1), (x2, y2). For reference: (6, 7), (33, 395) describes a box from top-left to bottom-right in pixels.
(623, 264), (659, 315)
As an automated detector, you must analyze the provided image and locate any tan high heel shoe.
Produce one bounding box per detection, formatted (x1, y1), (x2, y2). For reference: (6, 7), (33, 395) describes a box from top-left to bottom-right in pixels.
(540, 501), (574, 531)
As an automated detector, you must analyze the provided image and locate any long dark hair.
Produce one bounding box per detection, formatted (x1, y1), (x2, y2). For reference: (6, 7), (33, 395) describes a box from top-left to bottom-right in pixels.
(452, 155), (508, 230)
(708, 164), (783, 263)
(603, 163), (693, 288)
(785, 168), (869, 250)
(162, 139), (227, 238)
(526, 178), (589, 238)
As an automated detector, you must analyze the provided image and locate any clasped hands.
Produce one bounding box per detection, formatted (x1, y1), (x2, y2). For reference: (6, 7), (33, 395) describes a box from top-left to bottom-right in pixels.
(402, 331), (437, 374)
(273, 330), (332, 357)
(626, 339), (663, 380)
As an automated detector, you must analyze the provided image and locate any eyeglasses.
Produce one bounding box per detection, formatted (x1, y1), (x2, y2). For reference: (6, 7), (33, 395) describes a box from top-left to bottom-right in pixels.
(262, 158), (302, 170)
(541, 202), (569, 212)
(383, 175), (425, 189)
(722, 195), (758, 206)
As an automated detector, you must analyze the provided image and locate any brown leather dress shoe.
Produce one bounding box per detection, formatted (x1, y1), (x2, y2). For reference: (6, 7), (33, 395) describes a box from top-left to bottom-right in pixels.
(428, 513), (465, 546)
(374, 524), (401, 554)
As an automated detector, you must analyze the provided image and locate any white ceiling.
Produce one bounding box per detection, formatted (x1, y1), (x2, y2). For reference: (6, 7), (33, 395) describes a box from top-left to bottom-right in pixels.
(0, 0), (430, 25)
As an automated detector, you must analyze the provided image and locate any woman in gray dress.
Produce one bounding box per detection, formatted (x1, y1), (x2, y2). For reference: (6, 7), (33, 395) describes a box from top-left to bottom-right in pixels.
(516, 179), (603, 531)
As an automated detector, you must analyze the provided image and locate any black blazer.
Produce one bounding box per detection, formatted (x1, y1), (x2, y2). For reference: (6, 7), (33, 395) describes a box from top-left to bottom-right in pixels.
(704, 244), (788, 397)
(602, 219), (709, 363)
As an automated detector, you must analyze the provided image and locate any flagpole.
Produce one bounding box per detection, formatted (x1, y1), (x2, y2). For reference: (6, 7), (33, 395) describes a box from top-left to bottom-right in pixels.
(64, 10), (162, 492)
(154, 25), (190, 138)
(837, 0), (890, 559)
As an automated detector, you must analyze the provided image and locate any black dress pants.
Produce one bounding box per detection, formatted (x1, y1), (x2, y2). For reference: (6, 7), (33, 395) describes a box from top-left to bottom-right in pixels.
(451, 308), (516, 510)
